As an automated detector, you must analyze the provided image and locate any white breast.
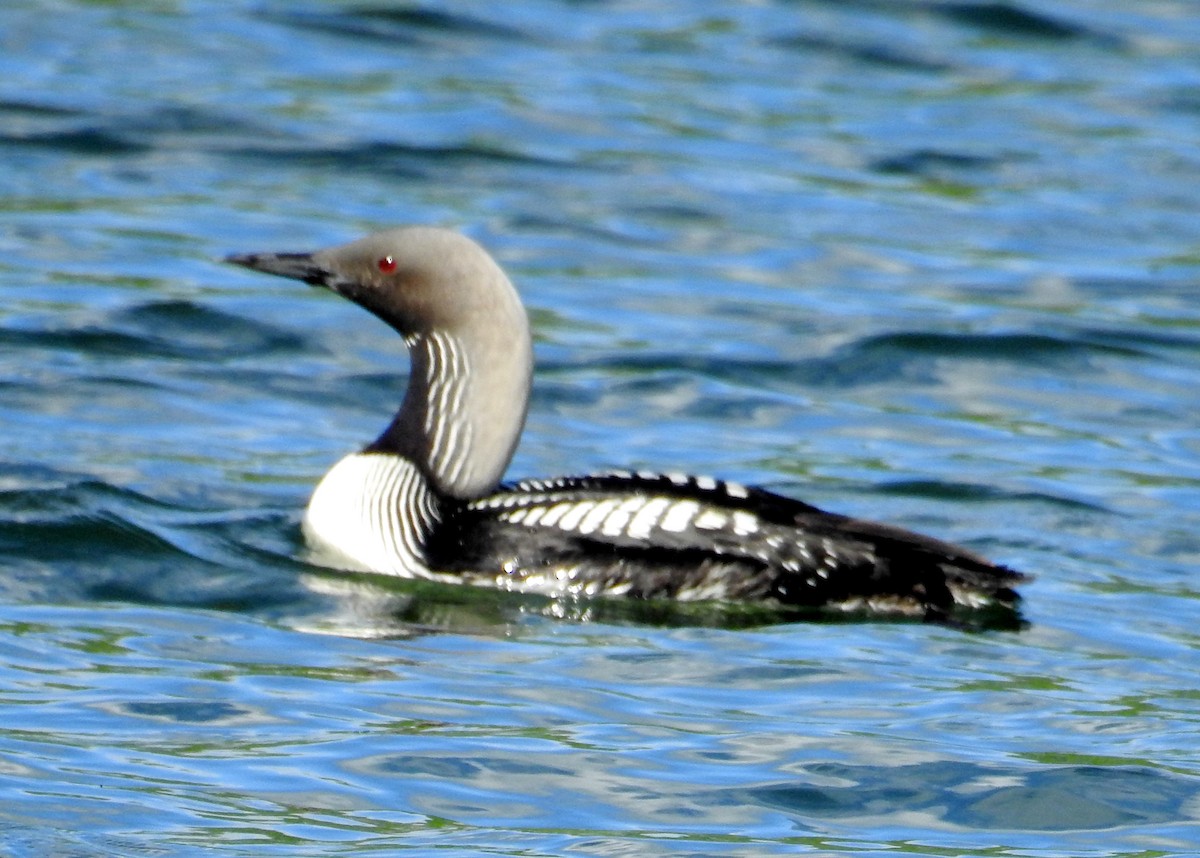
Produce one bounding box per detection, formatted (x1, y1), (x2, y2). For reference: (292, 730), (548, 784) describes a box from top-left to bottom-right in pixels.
(302, 453), (445, 580)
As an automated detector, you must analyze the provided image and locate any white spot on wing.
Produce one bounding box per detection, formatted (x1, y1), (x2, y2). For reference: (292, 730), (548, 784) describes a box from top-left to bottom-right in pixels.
(556, 501), (595, 532)
(693, 509), (728, 530)
(578, 499), (619, 535)
(600, 496), (647, 537)
(725, 481), (749, 499)
(627, 497), (671, 540)
(521, 506), (546, 526)
(660, 499), (700, 533)
(537, 502), (573, 528)
(731, 511), (759, 536)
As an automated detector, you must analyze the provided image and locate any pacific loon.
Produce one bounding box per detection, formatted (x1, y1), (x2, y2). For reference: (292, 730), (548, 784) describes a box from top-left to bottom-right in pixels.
(227, 227), (1026, 625)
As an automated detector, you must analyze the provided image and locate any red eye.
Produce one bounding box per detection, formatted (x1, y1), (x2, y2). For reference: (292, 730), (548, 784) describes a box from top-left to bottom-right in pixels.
(377, 255), (397, 274)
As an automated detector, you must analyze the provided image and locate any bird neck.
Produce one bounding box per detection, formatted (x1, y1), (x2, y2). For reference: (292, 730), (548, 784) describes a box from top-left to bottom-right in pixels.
(368, 324), (532, 500)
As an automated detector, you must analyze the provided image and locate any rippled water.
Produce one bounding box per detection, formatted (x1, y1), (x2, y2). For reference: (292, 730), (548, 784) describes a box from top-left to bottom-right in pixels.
(2, 1), (1200, 855)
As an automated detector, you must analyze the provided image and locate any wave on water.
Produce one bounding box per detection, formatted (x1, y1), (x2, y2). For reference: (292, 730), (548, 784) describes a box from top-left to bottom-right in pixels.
(261, 5), (532, 47)
(0, 465), (304, 609)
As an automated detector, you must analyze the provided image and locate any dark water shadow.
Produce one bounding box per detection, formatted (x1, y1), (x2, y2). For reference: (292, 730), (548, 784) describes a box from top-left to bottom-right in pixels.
(768, 32), (954, 74)
(738, 760), (1198, 832)
(261, 4), (532, 47)
(0, 300), (309, 367)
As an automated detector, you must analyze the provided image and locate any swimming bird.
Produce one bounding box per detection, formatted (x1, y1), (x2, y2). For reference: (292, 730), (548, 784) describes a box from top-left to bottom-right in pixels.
(227, 227), (1026, 626)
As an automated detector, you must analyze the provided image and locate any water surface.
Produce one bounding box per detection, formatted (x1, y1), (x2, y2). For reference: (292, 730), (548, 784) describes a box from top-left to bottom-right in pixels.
(2, 1), (1199, 855)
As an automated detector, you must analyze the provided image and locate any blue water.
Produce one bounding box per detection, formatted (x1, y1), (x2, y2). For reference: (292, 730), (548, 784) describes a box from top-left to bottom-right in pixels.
(2, 0), (1200, 854)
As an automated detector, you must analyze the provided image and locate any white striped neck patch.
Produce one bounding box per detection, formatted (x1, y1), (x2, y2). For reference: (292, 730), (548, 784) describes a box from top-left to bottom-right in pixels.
(303, 452), (446, 580)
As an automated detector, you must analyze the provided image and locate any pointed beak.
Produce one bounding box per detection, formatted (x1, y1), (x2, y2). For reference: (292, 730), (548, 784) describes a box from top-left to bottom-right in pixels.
(224, 251), (334, 288)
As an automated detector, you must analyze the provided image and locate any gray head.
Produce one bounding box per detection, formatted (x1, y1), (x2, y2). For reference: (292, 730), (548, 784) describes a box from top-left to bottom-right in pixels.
(228, 226), (532, 498)
(228, 226), (520, 339)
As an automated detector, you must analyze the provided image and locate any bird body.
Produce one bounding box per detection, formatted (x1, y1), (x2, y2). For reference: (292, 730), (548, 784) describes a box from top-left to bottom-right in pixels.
(228, 227), (1026, 625)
